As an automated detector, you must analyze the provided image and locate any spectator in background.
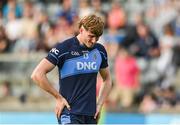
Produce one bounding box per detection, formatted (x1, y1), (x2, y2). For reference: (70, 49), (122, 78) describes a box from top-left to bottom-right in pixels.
(107, 0), (126, 29)
(172, 42), (180, 69)
(139, 92), (158, 113)
(161, 86), (180, 108)
(174, 9), (180, 36)
(35, 9), (51, 52)
(56, 0), (77, 25)
(157, 23), (176, 87)
(2, 0), (22, 18)
(0, 11), (4, 26)
(109, 45), (140, 108)
(102, 1), (127, 83)
(91, 0), (106, 22)
(0, 26), (9, 53)
(5, 9), (22, 51)
(78, 0), (92, 18)
(54, 0), (78, 45)
(131, 23), (159, 59)
(0, 81), (12, 98)
(37, 24), (56, 52)
(146, 0), (177, 37)
(0, 37), (8, 53)
(55, 15), (74, 43)
(103, 28), (125, 59)
(33, 3), (50, 38)
(13, 1), (38, 53)
(47, 23), (60, 50)
(102, 26), (126, 83)
(130, 22), (160, 84)
(157, 24), (175, 74)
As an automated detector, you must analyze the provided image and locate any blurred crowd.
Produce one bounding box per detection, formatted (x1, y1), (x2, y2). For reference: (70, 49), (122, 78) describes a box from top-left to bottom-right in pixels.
(1, 0), (180, 113)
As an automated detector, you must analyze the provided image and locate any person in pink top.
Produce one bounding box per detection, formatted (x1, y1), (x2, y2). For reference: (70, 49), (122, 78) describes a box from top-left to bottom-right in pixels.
(110, 45), (140, 108)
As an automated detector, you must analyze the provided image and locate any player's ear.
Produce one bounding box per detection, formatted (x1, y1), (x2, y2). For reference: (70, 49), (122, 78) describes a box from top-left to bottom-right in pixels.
(79, 27), (83, 34)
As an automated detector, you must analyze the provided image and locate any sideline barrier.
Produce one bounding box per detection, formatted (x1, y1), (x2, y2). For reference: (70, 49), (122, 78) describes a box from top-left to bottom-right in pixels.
(1, 112), (180, 124)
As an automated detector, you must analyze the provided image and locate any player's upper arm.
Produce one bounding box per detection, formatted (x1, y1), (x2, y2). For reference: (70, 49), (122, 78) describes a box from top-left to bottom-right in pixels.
(36, 58), (56, 74)
(31, 58), (56, 82)
(99, 67), (111, 81)
(98, 44), (108, 69)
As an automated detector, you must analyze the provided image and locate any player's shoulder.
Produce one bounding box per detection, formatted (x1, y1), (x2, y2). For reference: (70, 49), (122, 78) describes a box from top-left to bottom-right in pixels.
(94, 43), (106, 52)
(94, 43), (108, 61)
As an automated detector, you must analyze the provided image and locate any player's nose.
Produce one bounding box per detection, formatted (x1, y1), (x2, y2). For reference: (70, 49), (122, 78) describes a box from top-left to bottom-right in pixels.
(91, 38), (97, 44)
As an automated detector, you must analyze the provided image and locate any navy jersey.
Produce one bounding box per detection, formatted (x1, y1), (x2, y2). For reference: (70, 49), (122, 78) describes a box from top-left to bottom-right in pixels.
(46, 37), (108, 116)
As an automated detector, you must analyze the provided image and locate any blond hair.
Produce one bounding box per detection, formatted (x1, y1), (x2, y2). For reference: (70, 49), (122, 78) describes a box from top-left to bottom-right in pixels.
(79, 14), (104, 37)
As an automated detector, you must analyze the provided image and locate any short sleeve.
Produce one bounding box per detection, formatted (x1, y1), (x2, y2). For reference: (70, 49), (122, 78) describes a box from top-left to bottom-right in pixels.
(99, 45), (108, 69)
(46, 43), (66, 67)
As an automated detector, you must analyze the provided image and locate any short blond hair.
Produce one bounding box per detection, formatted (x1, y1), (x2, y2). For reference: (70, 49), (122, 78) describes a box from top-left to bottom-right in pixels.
(79, 14), (104, 37)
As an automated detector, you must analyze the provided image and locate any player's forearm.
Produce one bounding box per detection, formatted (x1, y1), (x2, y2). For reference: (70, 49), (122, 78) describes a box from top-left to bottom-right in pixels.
(31, 72), (61, 100)
(97, 77), (112, 107)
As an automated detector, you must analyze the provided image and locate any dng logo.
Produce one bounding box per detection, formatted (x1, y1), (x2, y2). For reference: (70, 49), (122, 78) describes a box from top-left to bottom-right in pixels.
(77, 62), (97, 70)
(50, 48), (59, 55)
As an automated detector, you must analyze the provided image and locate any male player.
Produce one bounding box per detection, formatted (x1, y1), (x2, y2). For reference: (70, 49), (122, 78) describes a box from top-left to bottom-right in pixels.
(31, 14), (112, 124)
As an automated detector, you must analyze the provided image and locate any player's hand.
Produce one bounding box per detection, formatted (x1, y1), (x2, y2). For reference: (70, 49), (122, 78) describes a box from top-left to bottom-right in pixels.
(94, 104), (102, 122)
(55, 97), (71, 119)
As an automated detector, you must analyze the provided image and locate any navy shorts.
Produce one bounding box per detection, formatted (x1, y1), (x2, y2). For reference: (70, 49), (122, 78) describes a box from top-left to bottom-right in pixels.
(57, 113), (97, 124)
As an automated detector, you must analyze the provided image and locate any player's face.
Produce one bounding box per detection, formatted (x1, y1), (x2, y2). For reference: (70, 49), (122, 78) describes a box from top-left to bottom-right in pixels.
(80, 27), (99, 48)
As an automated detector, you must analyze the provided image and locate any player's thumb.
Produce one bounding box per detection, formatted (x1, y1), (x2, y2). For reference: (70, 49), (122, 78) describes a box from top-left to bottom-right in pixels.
(65, 101), (71, 110)
(94, 112), (98, 119)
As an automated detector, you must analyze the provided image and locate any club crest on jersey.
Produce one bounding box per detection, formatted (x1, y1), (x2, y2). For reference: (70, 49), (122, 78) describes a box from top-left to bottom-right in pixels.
(93, 53), (97, 60)
(50, 48), (59, 55)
